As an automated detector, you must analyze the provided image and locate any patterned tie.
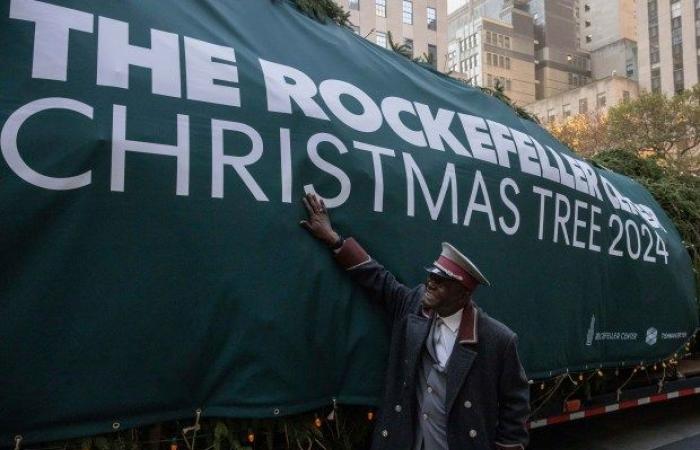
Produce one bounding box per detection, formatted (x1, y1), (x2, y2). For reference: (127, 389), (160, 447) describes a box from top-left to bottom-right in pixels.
(434, 318), (448, 367)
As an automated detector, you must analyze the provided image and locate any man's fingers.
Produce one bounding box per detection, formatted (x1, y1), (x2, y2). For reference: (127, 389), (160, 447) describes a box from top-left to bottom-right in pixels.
(310, 193), (322, 213)
(302, 197), (314, 215)
(320, 198), (327, 212)
(299, 220), (311, 230)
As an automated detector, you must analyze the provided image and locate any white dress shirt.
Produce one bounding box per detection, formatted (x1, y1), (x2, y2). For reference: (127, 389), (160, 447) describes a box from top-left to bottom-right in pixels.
(433, 308), (463, 367)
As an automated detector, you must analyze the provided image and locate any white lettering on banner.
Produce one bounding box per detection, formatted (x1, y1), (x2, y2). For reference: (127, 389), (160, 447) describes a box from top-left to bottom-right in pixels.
(533, 186), (553, 241)
(111, 105), (190, 195)
(184, 37), (240, 107)
(353, 141), (396, 212)
(259, 59), (329, 121)
(2, 0), (673, 263)
(589, 205), (602, 252)
(96, 17), (181, 98)
(319, 80), (383, 133)
(463, 170), (496, 231)
(572, 200), (588, 249)
(381, 97), (427, 147)
(532, 139), (560, 183)
(458, 114), (497, 165)
(10, 0), (94, 81)
(303, 133), (351, 208)
(0, 98), (93, 190)
(510, 128), (541, 178)
(280, 128), (293, 204)
(562, 154), (590, 196)
(403, 154), (458, 223)
(498, 178), (520, 235)
(211, 120), (268, 201)
(413, 103), (471, 157)
(486, 120), (517, 168)
(547, 146), (575, 189)
(554, 193), (571, 245)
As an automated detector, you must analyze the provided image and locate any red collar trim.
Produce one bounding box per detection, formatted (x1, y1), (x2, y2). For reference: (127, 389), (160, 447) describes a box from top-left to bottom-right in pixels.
(421, 304), (478, 344)
(458, 304), (478, 344)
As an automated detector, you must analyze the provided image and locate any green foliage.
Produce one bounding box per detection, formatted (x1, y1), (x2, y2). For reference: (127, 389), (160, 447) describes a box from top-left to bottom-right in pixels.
(476, 81), (540, 124)
(606, 86), (700, 171)
(592, 149), (700, 300)
(29, 408), (375, 450)
(386, 31), (413, 59)
(285, 0), (351, 27)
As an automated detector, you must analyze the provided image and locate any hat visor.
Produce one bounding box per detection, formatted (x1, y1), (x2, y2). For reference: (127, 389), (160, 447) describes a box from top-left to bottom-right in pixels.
(424, 265), (453, 279)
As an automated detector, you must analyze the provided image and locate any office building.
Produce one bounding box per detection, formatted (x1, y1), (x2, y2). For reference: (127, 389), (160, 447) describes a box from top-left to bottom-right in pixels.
(447, 0), (536, 105)
(637, 0), (700, 94)
(338, 0), (449, 71)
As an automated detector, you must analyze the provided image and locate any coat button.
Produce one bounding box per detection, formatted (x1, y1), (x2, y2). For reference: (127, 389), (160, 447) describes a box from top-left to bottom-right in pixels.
(427, 386), (433, 393)
(394, 404), (402, 412)
(469, 429), (477, 438)
(381, 429), (389, 438)
(464, 400), (472, 408)
(422, 413), (429, 420)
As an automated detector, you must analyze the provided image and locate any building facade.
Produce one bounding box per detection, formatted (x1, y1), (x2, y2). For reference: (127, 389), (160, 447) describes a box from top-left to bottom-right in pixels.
(528, 0), (592, 99)
(637, 0), (700, 95)
(578, 0), (639, 81)
(447, 0), (536, 105)
(338, 0), (449, 71)
(524, 74), (639, 122)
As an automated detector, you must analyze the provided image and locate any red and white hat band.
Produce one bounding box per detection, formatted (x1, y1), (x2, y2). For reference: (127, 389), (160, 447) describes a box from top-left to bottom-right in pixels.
(435, 256), (478, 290)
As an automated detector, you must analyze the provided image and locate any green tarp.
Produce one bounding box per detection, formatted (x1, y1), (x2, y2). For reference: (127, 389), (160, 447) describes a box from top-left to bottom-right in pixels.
(0, 0), (696, 445)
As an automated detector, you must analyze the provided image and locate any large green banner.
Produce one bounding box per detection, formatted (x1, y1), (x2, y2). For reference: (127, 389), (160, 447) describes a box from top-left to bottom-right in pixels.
(0, 0), (697, 445)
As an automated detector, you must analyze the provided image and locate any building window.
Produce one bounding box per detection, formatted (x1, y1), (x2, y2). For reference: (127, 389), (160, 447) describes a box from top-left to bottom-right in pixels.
(499, 54), (505, 67)
(349, 0), (360, 10)
(487, 73), (493, 87)
(671, 0), (684, 92)
(427, 7), (437, 30)
(596, 92), (606, 108)
(674, 69), (684, 93)
(579, 98), (588, 114)
(376, 0), (386, 17)
(461, 60), (468, 72)
(504, 36), (510, 49)
(402, 1), (413, 24)
(506, 79), (511, 90)
(651, 68), (661, 93)
(497, 34), (503, 46)
(547, 108), (556, 122)
(563, 104), (571, 118)
(505, 56), (511, 69)
(428, 44), (437, 68)
(648, 0), (660, 71)
(404, 38), (414, 57)
(671, 0), (682, 17)
(584, 3), (590, 11)
(486, 53), (492, 65)
(585, 20), (591, 27)
(486, 31), (492, 44)
(622, 90), (630, 101)
(376, 31), (386, 48)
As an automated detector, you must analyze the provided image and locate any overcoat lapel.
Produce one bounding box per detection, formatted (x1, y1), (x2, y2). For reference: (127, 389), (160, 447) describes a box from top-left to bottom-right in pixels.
(406, 313), (431, 373)
(445, 304), (479, 412)
(445, 344), (477, 412)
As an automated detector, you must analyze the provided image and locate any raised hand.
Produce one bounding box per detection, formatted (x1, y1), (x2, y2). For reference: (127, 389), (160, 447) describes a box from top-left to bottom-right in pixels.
(300, 192), (340, 247)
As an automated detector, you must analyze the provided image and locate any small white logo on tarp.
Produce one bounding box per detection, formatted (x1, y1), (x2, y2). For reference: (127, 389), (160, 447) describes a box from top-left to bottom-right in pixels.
(586, 315), (596, 346)
(646, 327), (658, 345)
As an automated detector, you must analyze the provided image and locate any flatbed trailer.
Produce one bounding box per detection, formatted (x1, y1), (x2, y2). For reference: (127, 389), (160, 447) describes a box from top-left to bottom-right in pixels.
(528, 358), (700, 429)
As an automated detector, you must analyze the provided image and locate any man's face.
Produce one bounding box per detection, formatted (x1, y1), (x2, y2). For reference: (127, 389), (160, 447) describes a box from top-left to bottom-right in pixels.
(422, 273), (471, 315)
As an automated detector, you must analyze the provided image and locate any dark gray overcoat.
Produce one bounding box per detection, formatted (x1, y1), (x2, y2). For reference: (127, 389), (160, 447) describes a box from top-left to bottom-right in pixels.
(334, 238), (530, 450)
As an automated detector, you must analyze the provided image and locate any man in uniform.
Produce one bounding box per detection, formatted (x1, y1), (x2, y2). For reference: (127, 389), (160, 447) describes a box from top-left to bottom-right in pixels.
(300, 192), (530, 450)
